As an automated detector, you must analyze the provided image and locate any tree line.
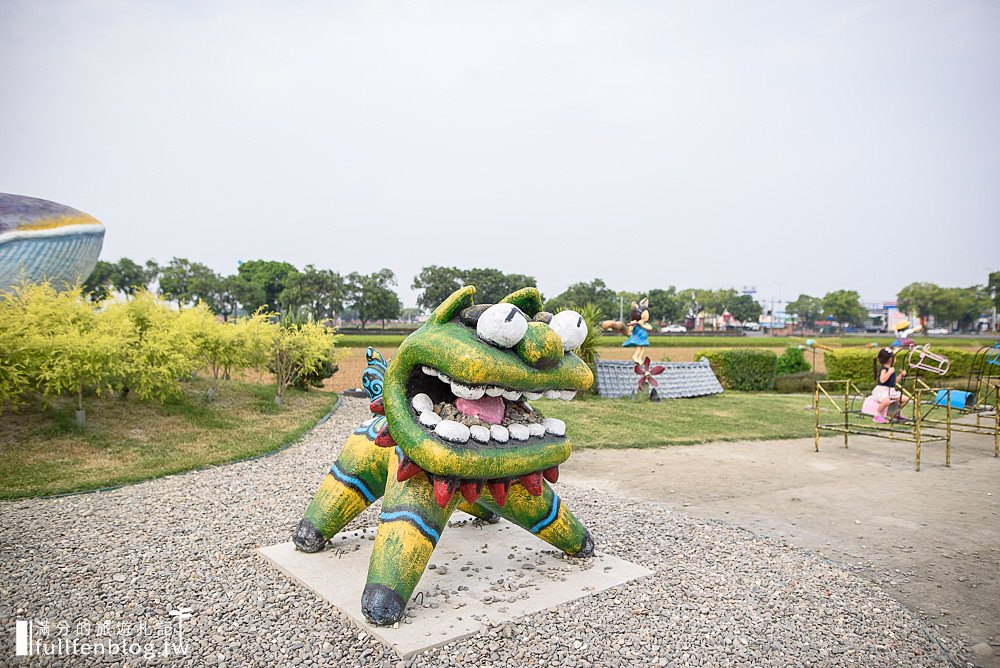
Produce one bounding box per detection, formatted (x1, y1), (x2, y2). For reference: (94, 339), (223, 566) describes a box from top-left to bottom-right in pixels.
(85, 259), (1000, 331)
(86, 259), (403, 328)
(786, 273), (999, 332)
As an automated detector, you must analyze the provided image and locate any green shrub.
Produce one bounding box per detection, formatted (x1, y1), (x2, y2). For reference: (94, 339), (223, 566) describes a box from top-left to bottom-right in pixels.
(697, 348), (777, 391)
(775, 371), (826, 393)
(776, 347), (810, 375)
(824, 346), (978, 391)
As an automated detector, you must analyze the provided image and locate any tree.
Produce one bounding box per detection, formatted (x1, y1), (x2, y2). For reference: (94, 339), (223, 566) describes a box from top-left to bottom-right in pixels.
(235, 260), (299, 314)
(987, 271), (1000, 310)
(412, 266), (463, 311)
(786, 294), (824, 330)
(110, 258), (157, 296)
(281, 265), (345, 322)
(159, 257), (220, 307)
(543, 279), (617, 318)
(822, 290), (867, 331)
(897, 282), (942, 326)
(460, 268), (536, 304)
(83, 260), (115, 300)
(688, 288), (738, 316)
(728, 294), (763, 324)
(412, 266), (538, 310)
(930, 286), (990, 332)
(646, 287), (684, 325)
(346, 269), (402, 329)
(216, 275), (243, 322)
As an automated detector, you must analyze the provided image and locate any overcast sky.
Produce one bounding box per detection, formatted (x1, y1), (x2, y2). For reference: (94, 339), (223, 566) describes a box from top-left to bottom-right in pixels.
(2, 1), (997, 308)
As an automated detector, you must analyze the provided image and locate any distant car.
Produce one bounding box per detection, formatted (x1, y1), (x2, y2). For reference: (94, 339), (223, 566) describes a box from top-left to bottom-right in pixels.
(743, 322), (761, 331)
(927, 327), (949, 335)
(660, 324), (687, 333)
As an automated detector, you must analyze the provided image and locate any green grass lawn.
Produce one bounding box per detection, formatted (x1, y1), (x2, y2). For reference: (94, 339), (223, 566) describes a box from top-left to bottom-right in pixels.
(0, 379), (338, 499)
(534, 392), (817, 448)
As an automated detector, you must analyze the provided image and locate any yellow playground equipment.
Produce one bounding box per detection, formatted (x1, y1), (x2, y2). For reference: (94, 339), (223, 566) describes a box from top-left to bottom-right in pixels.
(814, 343), (1000, 471)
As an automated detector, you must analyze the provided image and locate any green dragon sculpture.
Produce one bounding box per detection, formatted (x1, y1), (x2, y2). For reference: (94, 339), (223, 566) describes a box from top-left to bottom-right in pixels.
(292, 286), (595, 625)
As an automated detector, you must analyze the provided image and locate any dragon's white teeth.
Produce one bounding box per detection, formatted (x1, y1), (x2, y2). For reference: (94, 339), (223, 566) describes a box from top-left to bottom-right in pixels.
(543, 390), (562, 399)
(508, 424), (530, 441)
(489, 424), (509, 443)
(451, 382), (485, 400)
(434, 420), (470, 443)
(485, 386), (504, 397)
(559, 390), (577, 401)
(422, 366), (439, 377)
(501, 389), (522, 401)
(528, 423), (546, 437)
(523, 391), (543, 401)
(542, 417), (566, 436)
(437, 373), (451, 384)
(419, 411), (442, 427)
(411, 393), (433, 413)
(469, 425), (491, 443)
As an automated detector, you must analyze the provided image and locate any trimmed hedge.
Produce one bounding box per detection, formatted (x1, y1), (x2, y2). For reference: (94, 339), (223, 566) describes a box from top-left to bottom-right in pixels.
(823, 347), (977, 391)
(697, 349), (778, 391)
(776, 347), (810, 375)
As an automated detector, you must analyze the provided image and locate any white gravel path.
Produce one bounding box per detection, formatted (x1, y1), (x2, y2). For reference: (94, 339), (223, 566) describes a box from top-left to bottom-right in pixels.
(1, 398), (953, 667)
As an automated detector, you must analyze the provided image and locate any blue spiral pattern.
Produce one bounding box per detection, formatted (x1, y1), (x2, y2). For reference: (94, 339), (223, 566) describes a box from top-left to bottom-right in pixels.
(361, 346), (388, 402)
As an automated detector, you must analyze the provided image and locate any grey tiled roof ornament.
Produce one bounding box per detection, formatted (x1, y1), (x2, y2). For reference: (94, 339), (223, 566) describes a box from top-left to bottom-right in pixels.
(595, 357), (724, 399)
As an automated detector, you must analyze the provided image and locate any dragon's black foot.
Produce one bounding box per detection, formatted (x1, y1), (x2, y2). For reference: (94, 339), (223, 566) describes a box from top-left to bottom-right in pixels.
(292, 518), (327, 553)
(362, 583), (406, 625)
(573, 529), (595, 558)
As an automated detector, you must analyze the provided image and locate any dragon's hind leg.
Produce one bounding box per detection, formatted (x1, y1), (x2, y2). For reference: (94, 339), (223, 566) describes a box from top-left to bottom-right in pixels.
(293, 434), (390, 552)
(478, 481), (593, 557)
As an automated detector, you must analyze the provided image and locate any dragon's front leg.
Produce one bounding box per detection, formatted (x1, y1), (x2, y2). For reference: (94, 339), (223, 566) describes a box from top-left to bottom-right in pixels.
(293, 434), (390, 552)
(362, 450), (459, 625)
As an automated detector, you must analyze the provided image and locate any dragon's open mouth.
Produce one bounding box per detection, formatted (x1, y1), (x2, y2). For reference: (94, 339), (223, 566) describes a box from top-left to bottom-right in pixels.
(395, 363), (581, 506)
(405, 364), (574, 446)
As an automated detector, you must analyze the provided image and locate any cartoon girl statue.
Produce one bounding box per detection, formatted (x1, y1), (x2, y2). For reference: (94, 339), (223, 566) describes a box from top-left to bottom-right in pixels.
(602, 297), (653, 365)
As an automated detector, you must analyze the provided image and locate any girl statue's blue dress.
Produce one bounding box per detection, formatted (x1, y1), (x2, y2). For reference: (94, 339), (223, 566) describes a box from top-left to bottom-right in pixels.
(622, 323), (649, 347)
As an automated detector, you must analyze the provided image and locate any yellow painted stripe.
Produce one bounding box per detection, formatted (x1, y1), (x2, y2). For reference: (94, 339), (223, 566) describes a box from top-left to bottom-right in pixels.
(17, 214), (99, 232)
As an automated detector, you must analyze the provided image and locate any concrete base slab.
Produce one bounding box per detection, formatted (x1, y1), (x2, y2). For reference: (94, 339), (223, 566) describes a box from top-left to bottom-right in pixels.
(260, 519), (652, 657)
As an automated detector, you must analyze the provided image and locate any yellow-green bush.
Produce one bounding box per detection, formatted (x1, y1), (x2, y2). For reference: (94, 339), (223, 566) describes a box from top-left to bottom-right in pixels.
(0, 280), (340, 415)
(267, 319), (341, 404)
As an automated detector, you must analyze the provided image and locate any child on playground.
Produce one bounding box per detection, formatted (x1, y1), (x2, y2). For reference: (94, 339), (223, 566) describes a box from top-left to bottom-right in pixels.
(871, 348), (908, 423)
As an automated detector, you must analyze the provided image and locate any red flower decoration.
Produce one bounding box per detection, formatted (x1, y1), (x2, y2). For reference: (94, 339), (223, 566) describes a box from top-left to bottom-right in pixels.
(634, 356), (666, 391)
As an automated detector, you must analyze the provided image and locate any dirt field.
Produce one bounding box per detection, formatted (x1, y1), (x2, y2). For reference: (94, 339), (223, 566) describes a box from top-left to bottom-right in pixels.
(563, 428), (1000, 666)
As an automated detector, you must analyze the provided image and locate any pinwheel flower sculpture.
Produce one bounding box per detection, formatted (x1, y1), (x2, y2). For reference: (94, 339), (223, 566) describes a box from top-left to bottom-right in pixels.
(634, 356), (665, 402)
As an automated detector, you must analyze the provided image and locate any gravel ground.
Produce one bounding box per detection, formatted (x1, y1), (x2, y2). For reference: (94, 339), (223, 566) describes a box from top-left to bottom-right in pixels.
(0, 397), (954, 667)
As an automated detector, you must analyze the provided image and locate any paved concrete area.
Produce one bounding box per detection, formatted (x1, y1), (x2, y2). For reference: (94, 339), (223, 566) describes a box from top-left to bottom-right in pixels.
(260, 522), (651, 657)
(564, 424), (1000, 667)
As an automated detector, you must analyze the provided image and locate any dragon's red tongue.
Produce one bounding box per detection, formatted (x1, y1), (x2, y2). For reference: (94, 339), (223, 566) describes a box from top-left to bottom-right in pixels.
(455, 395), (505, 424)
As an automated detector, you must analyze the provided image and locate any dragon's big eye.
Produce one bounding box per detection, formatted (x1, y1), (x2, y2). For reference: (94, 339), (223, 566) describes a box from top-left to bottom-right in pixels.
(550, 310), (587, 351)
(476, 303), (528, 348)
